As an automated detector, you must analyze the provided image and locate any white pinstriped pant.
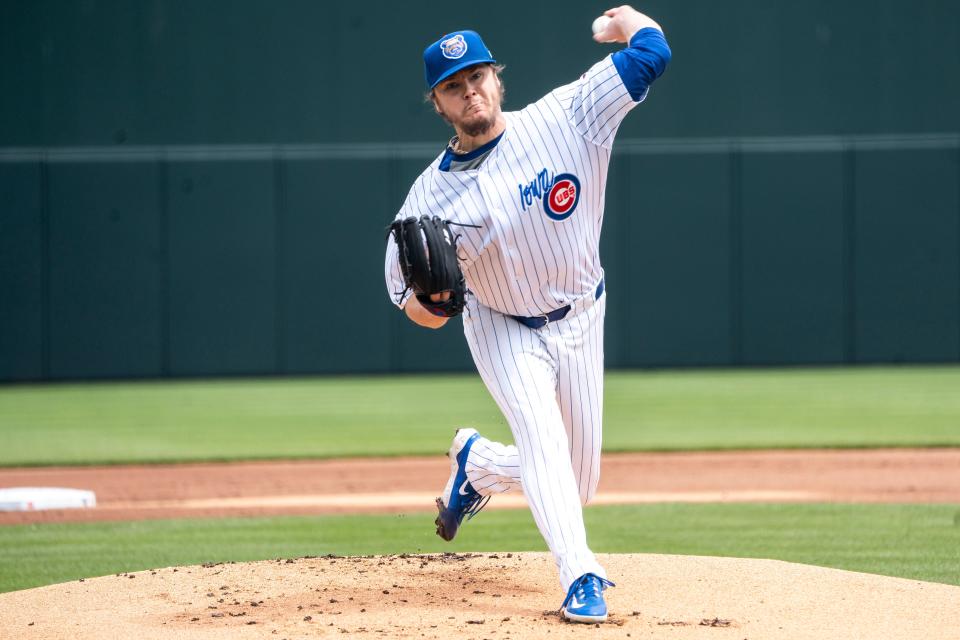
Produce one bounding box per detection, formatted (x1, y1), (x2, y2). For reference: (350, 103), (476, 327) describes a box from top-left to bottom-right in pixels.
(461, 291), (607, 591)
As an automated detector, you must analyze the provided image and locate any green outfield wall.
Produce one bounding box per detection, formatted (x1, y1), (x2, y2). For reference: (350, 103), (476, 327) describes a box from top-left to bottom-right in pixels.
(1, 1), (959, 380)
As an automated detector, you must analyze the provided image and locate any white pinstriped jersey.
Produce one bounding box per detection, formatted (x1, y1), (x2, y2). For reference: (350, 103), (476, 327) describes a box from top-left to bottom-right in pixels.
(384, 55), (647, 317)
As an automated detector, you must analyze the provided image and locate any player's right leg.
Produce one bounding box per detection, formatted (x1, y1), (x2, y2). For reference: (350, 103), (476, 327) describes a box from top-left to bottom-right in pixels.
(463, 435), (522, 494)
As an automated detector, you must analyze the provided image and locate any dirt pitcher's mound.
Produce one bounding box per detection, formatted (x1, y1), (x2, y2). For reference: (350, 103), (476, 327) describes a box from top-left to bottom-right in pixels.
(1, 553), (958, 640)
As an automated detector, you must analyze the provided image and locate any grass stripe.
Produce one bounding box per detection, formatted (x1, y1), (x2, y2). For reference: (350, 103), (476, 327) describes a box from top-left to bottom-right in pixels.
(1, 503), (958, 593)
(1, 366), (959, 466)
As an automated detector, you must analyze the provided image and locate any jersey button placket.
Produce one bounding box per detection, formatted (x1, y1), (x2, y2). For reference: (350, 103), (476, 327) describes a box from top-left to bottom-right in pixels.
(477, 173), (525, 289)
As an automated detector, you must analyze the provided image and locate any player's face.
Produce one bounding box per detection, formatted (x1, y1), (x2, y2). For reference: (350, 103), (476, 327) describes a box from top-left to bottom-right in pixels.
(432, 64), (503, 137)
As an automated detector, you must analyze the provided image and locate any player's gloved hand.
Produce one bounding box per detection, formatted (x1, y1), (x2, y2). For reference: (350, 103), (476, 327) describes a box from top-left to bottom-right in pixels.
(388, 215), (467, 318)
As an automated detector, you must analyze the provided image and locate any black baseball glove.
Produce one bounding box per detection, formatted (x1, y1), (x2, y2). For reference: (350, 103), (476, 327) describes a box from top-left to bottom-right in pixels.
(389, 215), (466, 318)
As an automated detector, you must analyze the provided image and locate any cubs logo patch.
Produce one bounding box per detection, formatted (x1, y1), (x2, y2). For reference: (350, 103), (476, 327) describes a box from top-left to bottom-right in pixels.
(440, 34), (468, 59)
(543, 173), (581, 220)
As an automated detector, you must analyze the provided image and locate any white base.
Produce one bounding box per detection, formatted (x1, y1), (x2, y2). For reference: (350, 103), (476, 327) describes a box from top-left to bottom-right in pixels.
(0, 487), (97, 511)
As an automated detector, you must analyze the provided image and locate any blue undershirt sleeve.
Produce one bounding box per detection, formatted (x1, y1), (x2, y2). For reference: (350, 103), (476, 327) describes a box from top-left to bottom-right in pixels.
(611, 27), (672, 101)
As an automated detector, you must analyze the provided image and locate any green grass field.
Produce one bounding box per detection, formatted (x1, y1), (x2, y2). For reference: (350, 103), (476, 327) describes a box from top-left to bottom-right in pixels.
(2, 504), (958, 594)
(1, 366), (958, 594)
(1, 366), (959, 466)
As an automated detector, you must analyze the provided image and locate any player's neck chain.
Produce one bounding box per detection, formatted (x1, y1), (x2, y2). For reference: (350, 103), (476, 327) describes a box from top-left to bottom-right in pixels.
(449, 136), (467, 155)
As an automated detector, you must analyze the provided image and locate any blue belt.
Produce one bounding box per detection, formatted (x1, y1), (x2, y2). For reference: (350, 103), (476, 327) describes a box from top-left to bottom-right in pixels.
(510, 278), (605, 329)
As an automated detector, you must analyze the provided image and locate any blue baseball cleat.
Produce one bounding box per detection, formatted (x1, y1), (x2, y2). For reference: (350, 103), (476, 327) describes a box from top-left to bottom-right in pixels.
(561, 573), (616, 623)
(435, 428), (490, 541)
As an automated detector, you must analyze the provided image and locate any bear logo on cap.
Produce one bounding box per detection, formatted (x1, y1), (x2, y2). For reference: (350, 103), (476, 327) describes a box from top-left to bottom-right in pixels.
(440, 34), (468, 59)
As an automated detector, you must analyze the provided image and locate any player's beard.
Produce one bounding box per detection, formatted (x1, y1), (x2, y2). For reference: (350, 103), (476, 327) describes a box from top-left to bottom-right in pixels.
(458, 109), (499, 138)
(435, 102), (499, 138)
(434, 77), (504, 139)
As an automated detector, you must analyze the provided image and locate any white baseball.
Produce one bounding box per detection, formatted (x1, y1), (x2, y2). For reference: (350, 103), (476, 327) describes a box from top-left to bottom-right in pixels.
(591, 15), (612, 38)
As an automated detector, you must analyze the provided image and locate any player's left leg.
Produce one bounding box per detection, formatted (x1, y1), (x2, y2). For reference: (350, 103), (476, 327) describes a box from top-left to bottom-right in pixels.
(546, 293), (606, 505)
(456, 293), (606, 505)
(459, 297), (606, 591)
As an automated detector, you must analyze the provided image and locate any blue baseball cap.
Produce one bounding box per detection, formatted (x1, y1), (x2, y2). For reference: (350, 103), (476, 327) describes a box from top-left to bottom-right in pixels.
(423, 30), (496, 89)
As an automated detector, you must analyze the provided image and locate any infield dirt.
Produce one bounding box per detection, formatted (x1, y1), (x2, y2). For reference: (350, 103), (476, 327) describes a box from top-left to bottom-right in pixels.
(2, 448), (958, 524)
(2, 552), (959, 640)
(3, 449), (960, 639)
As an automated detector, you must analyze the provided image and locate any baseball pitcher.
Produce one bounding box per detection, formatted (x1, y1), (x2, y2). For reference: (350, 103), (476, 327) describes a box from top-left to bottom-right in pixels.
(384, 5), (671, 622)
